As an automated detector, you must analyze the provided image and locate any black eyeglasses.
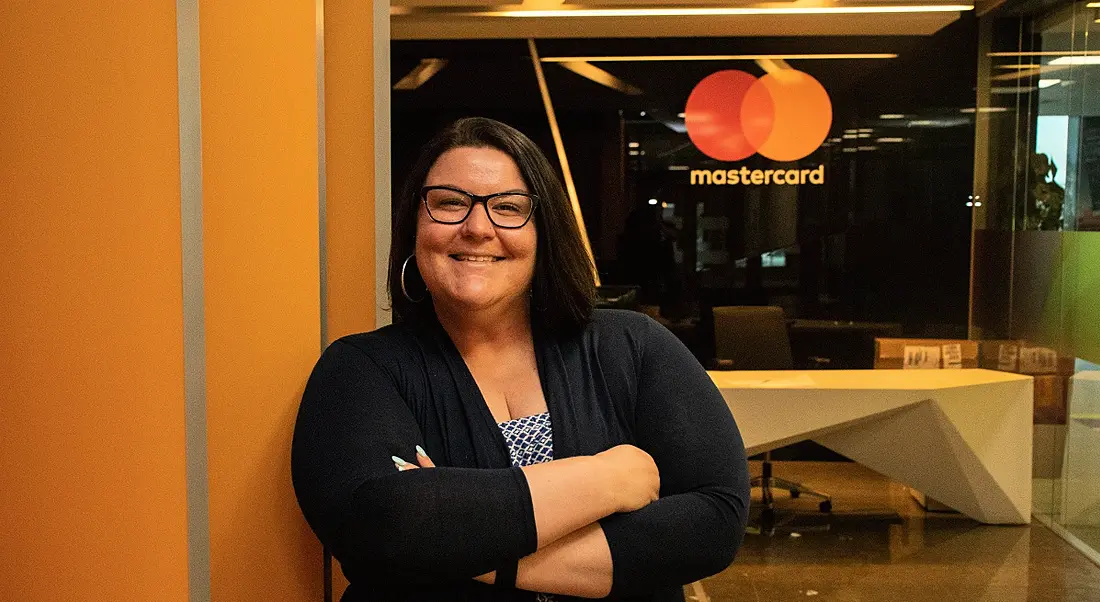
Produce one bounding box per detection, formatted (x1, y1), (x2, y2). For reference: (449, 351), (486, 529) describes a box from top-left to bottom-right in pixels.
(421, 186), (538, 229)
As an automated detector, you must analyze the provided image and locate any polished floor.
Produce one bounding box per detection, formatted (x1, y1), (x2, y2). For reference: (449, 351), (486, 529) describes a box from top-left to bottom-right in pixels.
(689, 461), (1100, 602)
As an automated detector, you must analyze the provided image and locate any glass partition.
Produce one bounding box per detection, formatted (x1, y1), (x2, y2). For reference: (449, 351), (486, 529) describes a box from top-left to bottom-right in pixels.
(972, 0), (1100, 560)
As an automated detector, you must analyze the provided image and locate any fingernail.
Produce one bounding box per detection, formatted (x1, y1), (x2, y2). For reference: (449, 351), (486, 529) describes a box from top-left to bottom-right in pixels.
(415, 445), (428, 457)
(392, 455), (410, 466)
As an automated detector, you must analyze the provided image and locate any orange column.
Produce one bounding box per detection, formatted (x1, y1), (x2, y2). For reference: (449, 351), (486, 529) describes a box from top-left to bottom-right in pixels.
(322, 2), (378, 596)
(199, 0), (323, 599)
(325, 0), (379, 340)
(0, 3), (189, 600)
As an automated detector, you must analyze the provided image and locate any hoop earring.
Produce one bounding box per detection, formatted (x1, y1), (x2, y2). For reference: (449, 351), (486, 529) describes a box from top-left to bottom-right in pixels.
(400, 254), (425, 303)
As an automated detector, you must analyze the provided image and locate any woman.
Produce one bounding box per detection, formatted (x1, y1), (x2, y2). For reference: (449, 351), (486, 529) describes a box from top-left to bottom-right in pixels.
(291, 117), (750, 601)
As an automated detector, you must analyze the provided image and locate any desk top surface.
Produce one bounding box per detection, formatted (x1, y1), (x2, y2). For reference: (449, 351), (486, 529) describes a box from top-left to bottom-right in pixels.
(708, 368), (1032, 391)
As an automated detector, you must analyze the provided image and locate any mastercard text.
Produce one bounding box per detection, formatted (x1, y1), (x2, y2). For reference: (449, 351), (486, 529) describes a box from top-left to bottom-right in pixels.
(690, 165), (825, 186)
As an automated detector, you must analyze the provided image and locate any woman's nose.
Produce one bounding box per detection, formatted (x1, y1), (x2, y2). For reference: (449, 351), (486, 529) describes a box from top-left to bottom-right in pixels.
(460, 203), (496, 238)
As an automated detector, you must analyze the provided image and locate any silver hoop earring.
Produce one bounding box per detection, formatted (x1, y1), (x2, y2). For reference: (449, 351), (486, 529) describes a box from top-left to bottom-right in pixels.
(400, 254), (425, 303)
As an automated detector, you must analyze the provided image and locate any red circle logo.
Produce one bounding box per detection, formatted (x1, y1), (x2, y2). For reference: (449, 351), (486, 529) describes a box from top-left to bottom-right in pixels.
(684, 69), (833, 162)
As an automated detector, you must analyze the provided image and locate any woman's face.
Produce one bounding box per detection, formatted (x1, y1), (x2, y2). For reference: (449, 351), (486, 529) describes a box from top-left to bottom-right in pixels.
(415, 146), (537, 317)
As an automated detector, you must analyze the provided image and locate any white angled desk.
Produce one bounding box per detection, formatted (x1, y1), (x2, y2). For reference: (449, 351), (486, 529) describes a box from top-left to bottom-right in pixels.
(709, 369), (1034, 525)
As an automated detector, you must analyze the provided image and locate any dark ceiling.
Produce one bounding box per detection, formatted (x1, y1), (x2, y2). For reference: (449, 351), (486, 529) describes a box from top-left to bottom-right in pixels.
(391, 16), (980, 118)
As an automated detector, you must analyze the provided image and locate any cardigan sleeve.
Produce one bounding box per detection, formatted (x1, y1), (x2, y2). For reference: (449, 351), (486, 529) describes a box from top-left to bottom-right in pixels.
(290, 338), (539, 585)
(598, 315), (751, 596)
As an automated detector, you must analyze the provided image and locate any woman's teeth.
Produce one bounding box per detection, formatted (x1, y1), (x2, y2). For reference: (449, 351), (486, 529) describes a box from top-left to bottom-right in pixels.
(451, 255), (500, 262)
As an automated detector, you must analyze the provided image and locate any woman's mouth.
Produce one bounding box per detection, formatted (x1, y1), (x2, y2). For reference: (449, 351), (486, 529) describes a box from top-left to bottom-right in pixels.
(449, 254), (504, 262)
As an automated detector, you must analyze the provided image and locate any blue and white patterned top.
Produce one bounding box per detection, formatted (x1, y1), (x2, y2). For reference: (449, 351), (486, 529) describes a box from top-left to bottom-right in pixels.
(498, 412), (556, 602)
(498, 412), (555, 468)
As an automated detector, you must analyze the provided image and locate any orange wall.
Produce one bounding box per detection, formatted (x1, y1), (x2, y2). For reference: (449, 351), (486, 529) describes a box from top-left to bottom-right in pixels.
(2, 2), (376, 599)
(326, 0), (378, 339)
(0, 3), (189, 600)
(199, 0), (324, 600)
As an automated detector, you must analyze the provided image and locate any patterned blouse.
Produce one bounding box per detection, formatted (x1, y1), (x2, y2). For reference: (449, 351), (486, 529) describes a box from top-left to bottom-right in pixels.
(498, 412), (556, 602)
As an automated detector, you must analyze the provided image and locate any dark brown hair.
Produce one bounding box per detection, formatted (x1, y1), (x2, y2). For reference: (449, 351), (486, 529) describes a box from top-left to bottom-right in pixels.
(388, 117), (596, 333)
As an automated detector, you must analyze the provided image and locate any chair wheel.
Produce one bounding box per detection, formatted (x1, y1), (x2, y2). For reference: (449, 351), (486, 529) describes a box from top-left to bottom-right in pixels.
(790, 489), (800, 499)
(819, 500), (832, 512)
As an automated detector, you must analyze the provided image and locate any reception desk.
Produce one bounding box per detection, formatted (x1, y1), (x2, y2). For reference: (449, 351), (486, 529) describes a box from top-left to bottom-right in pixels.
(709, 369), (1034, 525)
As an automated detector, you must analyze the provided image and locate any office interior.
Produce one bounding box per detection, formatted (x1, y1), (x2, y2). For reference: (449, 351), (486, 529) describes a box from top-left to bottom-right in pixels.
(4, 0), (1100, 600)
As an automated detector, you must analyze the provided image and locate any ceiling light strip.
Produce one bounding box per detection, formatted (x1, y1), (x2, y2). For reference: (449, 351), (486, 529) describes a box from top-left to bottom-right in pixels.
(476, 5), (972, 17)
(540, 53), (898, 62)
(988, 50), (1100, 56)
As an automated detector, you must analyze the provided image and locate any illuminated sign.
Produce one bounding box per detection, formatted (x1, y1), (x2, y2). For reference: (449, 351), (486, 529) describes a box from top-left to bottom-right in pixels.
(683, 69), (832, 185)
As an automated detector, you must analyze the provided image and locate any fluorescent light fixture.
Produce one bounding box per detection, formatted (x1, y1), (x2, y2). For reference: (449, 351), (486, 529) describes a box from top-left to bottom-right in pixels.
(1038, 79), (1062, 88)
(629, 150), (640, 156)
(1088, 2), (1100, 7)
(961, 107), (1010, 113)
(628, 142), (640, 148)
(541, 53), (897, 63)
(1050, 56), (1100, 65)
(393, 58), (448, 90)
(677, 112), (686, 118)
(858, 146), (879, 151)
(879, 114), (906, 119)
(877, 137), (906, 143)
(648, 198), (658, 205)
(991, 86), (1036, 94)
(668, 165), (690, 171)
(483, 5), (972, 17)
(858, 128), (874, 133)
(842, 133), (858, 139)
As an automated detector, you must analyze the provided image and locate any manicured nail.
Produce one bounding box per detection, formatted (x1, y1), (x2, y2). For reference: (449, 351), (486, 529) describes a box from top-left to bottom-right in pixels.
(415, 445), (428, 457)
(392, 455), (410, 466)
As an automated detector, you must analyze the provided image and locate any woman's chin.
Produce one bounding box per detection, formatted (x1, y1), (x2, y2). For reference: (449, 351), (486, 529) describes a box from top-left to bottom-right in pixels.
(434, 289), (520, 314)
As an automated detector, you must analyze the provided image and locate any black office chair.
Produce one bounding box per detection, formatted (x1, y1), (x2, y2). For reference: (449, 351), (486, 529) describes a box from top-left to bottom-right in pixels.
(712, 306), (832, 517)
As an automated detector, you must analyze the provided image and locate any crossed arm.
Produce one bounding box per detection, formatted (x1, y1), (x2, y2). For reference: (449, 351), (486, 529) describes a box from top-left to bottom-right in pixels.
(399, 443), (657, 597)
(291, 321), (750, 598)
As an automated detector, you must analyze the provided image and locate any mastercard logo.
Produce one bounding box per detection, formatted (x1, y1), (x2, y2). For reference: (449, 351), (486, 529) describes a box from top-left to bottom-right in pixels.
(684, 69), (833, 162)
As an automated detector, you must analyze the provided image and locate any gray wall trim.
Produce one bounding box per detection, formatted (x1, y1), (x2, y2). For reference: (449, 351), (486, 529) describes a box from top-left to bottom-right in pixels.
(177, 0), (210, 600)
(317, 0), (330, 349)
(375, 0), (392, 328)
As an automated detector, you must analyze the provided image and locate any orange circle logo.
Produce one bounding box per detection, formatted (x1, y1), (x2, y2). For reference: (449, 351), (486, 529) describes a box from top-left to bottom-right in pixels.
(684, 69), (833, 162)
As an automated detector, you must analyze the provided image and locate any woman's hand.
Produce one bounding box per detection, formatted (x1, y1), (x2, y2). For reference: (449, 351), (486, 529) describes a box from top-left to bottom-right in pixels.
(594, 444), (660, 513)
(392, 445), (434, 471)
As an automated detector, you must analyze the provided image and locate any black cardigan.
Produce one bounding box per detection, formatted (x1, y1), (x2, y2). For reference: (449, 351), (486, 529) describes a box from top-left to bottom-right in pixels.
(291, 309), (750, 601)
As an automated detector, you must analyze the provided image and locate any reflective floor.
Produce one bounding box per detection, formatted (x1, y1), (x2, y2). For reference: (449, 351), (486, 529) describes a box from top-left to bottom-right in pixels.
(690, 461), (1100, 601)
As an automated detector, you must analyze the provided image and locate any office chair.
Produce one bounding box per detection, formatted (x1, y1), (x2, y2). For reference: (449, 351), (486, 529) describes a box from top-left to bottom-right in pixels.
(712, 306), (832, 518)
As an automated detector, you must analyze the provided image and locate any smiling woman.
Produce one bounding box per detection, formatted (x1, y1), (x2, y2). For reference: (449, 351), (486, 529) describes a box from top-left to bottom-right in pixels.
(291, 117), (751, 601)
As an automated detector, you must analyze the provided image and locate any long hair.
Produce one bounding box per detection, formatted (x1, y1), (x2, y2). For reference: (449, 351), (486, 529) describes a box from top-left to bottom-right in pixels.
(388, 117), (596, 334)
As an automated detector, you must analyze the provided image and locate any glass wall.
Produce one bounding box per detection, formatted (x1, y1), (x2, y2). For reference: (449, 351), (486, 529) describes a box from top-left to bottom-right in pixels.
(972, 0), (1100, 559)
(393, 18), (979, 372)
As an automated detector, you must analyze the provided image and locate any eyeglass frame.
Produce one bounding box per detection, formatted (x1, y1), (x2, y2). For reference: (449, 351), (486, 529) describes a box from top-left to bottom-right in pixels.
(420, 185), (539, 229)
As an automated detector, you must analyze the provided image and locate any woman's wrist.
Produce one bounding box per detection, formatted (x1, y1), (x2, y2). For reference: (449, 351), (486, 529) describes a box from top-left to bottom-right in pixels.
(587, 453), (624, 515)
